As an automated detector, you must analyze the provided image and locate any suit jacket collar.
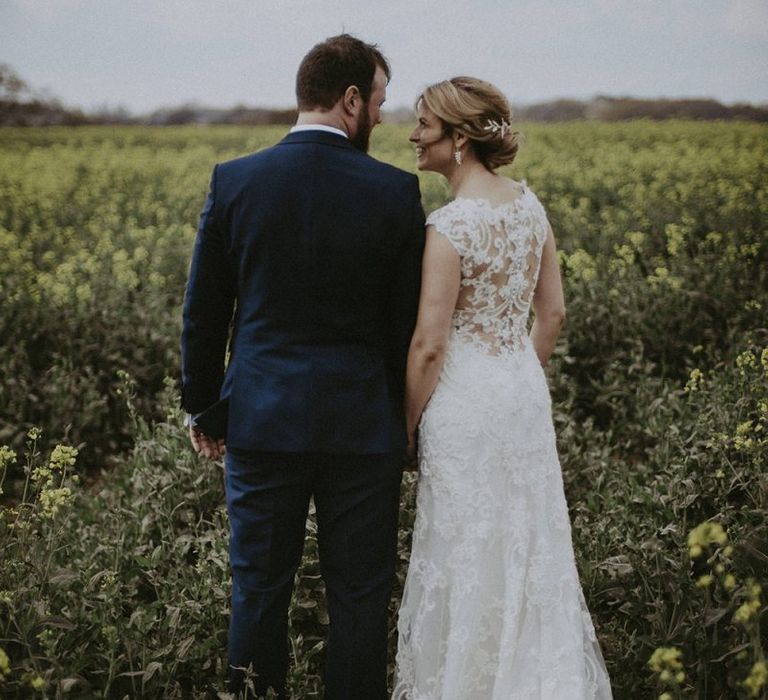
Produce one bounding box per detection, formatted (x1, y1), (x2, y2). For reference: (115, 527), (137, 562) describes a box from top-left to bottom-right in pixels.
(279, 129), (355, 150)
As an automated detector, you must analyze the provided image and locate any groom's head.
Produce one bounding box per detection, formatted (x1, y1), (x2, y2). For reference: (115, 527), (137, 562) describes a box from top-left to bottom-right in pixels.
(296, 34), (390, 152)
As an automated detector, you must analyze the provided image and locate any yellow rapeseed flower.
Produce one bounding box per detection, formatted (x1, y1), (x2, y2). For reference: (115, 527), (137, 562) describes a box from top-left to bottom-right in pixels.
(744, 660), (767, 698)
(687, 521), (728, 558)
(665, 223), (685, 256)
(38, 487), (72, 519)
(733, 599), (760, 625)
(736, 350), (757, 378)
(705, 231), (722, 245)
(734, 434), (755, 451)
(740, 242), (760, 258)
(724, 574), (737, 590)
(647, 266), (670, 289)
(627, 231), (646, 249)
(30, 465), (53, 486)
(567, 249), (597, 281)
(0, 446), (16, 471)
(0, 646), (10, 677)
(75, 283), (93, 304)
(614, 243), (635, 265)
(649, 646), (684, 673)
(684, 368), (704, 393)
(696, 574), (713, 589)
(49, 445), (78, 471)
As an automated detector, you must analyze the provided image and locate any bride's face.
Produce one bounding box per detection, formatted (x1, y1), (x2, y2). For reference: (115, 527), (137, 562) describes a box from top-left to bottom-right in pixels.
(409, 102), (453, 174)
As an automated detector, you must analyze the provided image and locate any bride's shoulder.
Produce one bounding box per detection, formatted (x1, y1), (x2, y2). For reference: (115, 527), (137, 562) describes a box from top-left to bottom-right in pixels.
(423, 201), (476, 255)
(425, 180), (547, 234)
(519, 181), (547, 213)
(425, 199), (465, 226)
(505, 178), (544, 209)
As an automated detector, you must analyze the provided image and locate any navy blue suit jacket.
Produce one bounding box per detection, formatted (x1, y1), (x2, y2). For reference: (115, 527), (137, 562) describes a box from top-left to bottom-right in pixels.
(181, 130), (425, 454)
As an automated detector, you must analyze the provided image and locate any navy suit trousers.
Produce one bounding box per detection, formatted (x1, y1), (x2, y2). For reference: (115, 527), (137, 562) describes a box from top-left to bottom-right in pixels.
(225, 450), (403, 699)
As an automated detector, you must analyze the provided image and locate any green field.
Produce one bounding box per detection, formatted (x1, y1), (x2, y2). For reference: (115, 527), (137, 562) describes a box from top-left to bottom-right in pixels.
(0, 122), (766, 698)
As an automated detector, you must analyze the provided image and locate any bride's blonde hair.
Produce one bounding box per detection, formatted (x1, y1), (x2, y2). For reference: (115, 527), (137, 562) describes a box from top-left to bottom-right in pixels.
(417, 76), (521, 170)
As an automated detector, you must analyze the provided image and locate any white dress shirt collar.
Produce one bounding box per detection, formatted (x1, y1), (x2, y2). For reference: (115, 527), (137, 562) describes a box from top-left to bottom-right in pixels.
(290, 124), (348, 139)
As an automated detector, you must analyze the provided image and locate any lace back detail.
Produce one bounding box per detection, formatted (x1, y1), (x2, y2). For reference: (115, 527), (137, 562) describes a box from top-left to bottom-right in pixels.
(426, 186), (549, 355)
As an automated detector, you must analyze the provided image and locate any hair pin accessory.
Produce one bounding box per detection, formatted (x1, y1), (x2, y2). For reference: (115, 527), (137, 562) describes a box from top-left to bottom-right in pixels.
(484, 118), (512, 139)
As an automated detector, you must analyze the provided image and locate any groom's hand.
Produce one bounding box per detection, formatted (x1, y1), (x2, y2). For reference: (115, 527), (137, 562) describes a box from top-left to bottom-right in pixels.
(189, 425), (226, 460)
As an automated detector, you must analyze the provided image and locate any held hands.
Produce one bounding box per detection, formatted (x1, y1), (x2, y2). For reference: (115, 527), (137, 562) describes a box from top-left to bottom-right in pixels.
(189, 425), (226, 460)
(404, 430), (419, 471)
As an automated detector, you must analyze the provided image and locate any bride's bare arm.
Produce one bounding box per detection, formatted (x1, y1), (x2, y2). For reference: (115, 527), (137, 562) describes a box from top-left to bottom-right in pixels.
(530, 224), (566, 366)
(405, 226), (461, 444)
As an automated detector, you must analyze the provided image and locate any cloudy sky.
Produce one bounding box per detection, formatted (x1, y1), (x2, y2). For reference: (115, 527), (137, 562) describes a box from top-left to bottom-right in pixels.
(2, 0), (767, 114)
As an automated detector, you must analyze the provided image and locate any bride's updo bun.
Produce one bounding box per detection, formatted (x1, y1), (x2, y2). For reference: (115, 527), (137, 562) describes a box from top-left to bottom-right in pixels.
(418, 76), (521, 170)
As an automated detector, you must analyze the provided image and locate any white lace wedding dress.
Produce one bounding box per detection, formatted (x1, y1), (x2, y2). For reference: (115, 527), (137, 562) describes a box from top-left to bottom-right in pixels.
(392, 185), (612, 700)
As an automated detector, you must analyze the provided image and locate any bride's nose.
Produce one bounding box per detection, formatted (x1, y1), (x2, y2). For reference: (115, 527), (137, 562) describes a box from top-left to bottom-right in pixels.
(409, 128), (419, 142)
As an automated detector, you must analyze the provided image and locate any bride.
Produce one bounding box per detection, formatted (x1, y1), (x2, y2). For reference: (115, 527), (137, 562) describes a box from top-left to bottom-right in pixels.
(392, 77), (613, 700)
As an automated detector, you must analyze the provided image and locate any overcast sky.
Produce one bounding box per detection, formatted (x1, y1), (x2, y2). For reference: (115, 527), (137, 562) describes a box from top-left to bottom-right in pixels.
(2, 0), (767, 114)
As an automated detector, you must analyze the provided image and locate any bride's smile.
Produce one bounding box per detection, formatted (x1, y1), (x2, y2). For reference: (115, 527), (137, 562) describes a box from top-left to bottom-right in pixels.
(409, 103), (454, 173)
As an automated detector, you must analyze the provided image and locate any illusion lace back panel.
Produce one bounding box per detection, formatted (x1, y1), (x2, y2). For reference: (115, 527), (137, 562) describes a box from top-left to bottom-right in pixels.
(426, 186), (548, 355)
(393, 185), (613, 700)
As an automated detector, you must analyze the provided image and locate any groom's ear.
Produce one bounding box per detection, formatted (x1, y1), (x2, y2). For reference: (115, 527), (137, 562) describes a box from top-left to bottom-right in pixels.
(342, 85), (362, 116)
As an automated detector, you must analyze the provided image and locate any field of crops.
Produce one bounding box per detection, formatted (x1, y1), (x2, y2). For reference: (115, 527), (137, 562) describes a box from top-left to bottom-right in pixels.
(0, 121), (766, 699)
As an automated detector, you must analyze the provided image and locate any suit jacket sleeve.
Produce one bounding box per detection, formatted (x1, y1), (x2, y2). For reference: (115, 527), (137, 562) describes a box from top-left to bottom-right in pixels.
(387, 176), (426, 402)
(180, 165), (236, 413)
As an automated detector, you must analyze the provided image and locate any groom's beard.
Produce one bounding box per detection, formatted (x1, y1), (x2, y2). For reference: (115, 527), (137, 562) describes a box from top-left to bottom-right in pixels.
(350, 105), (372, 153)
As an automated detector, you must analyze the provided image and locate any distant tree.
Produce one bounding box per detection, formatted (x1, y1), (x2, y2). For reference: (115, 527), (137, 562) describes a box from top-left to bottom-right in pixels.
(581, 96), (768, 122)
(0, 64), (91, 126)
(0, 63), (30, 101)
(517, 99), (587, 122)
(90, 103), (134, 124)
(729, 102), (768, 122)
(157, 105), (199, 125)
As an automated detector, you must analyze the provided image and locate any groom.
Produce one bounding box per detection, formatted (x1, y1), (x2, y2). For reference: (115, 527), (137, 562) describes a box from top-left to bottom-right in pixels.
(180, 35), (425, 699)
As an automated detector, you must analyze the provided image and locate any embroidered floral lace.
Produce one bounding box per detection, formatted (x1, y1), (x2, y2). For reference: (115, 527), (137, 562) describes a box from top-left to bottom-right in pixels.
(392, 185), (613, 700)
(425, 188), (548, 356)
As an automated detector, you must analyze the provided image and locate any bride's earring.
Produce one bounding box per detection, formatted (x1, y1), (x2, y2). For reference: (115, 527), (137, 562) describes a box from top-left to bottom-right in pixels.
(454, 148), (462, 166)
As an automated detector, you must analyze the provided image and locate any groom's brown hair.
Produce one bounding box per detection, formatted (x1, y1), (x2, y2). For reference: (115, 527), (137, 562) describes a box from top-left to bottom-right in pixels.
(296, 34), (390, 111)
